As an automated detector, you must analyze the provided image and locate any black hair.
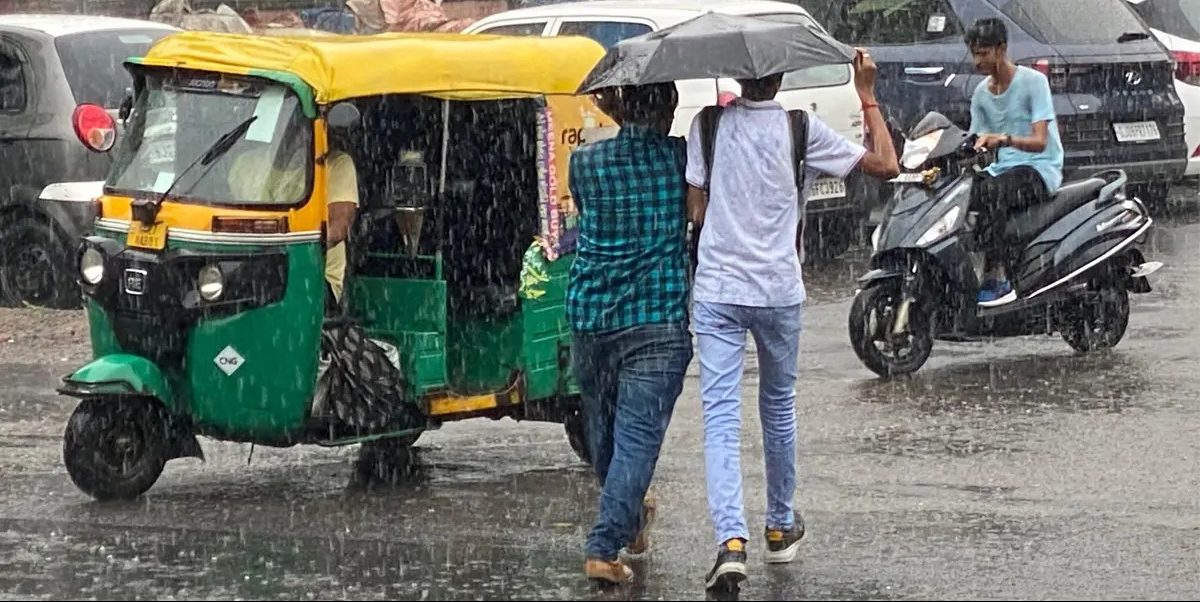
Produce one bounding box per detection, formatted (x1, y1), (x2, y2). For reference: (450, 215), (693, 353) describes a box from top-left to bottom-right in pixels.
(965, 17), (1007, 49)
(737, 73), (785, 102)
(619, 82), (677, 126)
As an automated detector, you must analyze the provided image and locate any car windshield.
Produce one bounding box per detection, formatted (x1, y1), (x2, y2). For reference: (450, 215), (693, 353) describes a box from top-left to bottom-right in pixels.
(107, 73), (312, 206)
(1129, 0), (1200, 41)
(997, 0), (1150, 45)
(54, 29), (169, 108)
(754, 12), (852, 89)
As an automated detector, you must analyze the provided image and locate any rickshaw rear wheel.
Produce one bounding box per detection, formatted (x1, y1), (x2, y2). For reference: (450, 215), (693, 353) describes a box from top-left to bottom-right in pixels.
(354, 435), (421, 486)
(63, 397), (169, 501)
(563, 415), (591, 465)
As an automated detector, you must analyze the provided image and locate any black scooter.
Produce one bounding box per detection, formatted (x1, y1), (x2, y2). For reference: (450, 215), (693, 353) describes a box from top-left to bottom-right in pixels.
(849, 112), (1163, 378)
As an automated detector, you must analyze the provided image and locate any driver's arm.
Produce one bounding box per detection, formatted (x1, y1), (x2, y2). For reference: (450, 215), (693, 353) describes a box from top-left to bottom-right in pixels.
(327, 152), (359, 246)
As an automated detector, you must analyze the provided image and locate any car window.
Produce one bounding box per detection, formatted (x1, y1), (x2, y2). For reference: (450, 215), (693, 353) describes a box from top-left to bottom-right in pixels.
(1000, 0), (1150, 45)
(557, 21), (653, 48)
(55, 29), (169, 108)
(754, 13), (852, 89)
(1128, 0), (1200, 41)
(0, 41), (26, 112)
(829, 0), (962, 45)
(479, 21), (549, 36)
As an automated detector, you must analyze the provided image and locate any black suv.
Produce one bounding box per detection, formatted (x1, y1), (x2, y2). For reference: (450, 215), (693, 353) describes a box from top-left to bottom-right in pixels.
(814, 0), (1186, 202)
(0, 15), (175, 308)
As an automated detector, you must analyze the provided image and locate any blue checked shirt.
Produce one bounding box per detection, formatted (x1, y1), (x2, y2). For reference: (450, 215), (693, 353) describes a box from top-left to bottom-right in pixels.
(566, 124), (690, 334)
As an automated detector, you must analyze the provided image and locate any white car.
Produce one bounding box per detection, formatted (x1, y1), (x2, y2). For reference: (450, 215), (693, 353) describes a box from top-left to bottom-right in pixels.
(1128, 0), (1200, 176)
(464, 0), (872, 260)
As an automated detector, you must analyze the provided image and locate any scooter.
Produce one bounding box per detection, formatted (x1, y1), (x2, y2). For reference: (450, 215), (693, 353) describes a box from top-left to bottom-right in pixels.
(849, 112), (1163, 378)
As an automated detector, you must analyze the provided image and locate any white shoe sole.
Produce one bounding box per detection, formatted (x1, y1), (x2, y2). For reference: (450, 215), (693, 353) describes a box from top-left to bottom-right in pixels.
(978, 290), (1018, 308)
(765, 539), (803, 564)
(705, 562), (747, 589)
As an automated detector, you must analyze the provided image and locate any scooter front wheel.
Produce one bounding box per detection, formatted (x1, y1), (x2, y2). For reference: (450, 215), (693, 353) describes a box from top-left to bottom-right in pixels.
(63, 397), (169, 501)
(849, 282), (934, 378)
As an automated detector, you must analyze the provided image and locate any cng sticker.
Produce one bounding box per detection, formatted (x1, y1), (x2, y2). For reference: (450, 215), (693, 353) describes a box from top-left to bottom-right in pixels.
(214, 345), (245, 376)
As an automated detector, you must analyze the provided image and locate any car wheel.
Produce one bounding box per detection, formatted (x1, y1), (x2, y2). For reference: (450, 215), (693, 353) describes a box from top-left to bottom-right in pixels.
(0, 217), (79, 309)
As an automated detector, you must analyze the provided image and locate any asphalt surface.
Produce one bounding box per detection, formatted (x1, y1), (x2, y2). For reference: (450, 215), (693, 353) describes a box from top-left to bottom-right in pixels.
(1, 195), (1199, 600)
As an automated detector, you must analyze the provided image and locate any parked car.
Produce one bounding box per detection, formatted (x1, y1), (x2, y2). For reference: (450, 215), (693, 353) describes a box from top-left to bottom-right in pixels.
(1127, 0), (1200, 176)
(0, 15), (177, 308)
(816, 0), (1188, 204)
(465, 0), (877, 261)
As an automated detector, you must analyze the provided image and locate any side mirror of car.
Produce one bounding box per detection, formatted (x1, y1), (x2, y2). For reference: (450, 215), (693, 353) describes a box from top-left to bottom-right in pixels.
(327, 102), (361, 130)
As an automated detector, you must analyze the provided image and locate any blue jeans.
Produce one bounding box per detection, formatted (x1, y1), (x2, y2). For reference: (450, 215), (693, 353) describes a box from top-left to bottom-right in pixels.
(693, 301), (803, 546)
(571, 323), (693, 560)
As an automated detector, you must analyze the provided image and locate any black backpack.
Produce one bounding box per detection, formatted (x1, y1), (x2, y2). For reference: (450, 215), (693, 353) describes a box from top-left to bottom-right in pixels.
(689, 105), (811, 276)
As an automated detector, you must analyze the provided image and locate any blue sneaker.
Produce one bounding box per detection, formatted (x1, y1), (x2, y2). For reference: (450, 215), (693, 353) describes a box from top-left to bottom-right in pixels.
(978, 279), (1017, 307)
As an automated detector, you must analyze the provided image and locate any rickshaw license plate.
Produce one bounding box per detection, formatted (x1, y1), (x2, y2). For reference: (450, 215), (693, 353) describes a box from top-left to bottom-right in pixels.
(809, 177), (846, 201)
(127, 221), (167, 250)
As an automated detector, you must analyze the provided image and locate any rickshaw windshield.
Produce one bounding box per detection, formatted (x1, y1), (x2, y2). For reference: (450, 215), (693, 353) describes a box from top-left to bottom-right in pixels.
(107, 72), (312, 207)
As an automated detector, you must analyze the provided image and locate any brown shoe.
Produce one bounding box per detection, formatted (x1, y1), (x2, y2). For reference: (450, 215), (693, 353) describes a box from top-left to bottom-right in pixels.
(585, 557), (634, 584)
(626, 496), (657, 555)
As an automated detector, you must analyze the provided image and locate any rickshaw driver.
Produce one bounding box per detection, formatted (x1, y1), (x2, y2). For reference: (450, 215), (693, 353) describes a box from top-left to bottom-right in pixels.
(226, 139), (360, 308)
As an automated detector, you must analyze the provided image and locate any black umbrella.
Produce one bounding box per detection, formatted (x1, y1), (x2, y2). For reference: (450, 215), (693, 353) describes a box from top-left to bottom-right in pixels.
(578, 12), (858, 93)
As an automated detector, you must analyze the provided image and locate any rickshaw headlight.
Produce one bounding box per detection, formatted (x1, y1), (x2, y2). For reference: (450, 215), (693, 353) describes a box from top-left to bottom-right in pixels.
(80, 247), (104, 285)
(198, 265), (224, 301)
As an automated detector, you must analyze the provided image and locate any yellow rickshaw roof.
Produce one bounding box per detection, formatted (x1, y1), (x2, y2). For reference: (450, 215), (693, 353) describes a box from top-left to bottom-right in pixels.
(133, 31), (606, 103)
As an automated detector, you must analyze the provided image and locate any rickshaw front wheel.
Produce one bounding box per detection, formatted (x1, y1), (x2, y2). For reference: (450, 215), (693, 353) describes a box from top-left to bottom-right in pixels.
(63, 397), (169, 501)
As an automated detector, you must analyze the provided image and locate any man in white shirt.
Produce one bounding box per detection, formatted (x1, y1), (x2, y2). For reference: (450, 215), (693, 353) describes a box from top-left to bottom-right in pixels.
(686, 50), (899, 591)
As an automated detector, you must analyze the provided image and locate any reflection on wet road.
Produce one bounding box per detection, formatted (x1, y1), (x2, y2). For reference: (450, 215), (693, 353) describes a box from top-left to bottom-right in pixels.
(1, 202), (1199, 600)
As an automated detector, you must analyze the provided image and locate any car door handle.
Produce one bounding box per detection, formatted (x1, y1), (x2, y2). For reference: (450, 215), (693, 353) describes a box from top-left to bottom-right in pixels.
(905, 66), (945, 75)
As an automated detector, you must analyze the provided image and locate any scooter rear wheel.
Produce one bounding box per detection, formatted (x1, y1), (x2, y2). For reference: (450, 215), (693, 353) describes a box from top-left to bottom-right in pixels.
(1061, 286), (1129, 353)
(849, 282), (934, 378)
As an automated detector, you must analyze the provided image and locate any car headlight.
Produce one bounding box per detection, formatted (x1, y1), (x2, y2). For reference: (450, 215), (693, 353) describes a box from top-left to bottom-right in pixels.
(916, 205), (963, 247)
(198, 265), (224, 301)
(80, 247), (105, 285)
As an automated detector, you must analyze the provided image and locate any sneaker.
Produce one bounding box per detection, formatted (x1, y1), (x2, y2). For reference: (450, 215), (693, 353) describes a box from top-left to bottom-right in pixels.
(977, 279), (1017, 307)
(764, 512), (806, 564)
(585, 557), (633, 585)
(704, 539), (748, 591)
(626, 496), (656, 555)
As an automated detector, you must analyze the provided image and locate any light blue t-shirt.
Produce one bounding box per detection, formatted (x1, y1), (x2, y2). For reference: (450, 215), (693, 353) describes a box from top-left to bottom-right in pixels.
(969, 66), (1064, 192)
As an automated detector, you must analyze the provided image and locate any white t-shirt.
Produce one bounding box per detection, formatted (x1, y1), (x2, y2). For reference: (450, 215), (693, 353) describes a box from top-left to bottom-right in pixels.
(686, 99), (866, 307)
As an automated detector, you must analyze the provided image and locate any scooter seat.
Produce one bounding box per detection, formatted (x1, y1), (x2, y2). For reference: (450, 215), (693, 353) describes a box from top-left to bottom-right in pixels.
(1004, 177), (1105, 240)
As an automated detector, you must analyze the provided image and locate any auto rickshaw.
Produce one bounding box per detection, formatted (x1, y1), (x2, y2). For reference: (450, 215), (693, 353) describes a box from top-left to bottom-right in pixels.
(59, 31), (619, 500)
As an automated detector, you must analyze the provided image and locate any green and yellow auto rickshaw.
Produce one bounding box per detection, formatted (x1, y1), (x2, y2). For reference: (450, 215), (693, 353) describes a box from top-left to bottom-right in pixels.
(59, 31), (618, 500)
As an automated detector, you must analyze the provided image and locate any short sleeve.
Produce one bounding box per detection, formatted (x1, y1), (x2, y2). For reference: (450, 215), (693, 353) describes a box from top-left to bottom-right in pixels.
(1028, 70), (1056, 123)
(327, 151), (359, 206)
(969, 83), (987, 134)
(685, 113), (707, 189)
(804, 113), (866, 180)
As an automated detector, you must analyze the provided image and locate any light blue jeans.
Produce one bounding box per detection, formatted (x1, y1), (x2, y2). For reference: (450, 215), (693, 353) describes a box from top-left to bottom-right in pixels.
(693, 301), (803, 546)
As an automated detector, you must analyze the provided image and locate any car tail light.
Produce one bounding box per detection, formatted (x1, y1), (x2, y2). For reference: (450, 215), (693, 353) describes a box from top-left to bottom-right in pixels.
(1022, 58), (1069, 91)
(72, 104), (116, 152)
(1173, 50), (1200, 85)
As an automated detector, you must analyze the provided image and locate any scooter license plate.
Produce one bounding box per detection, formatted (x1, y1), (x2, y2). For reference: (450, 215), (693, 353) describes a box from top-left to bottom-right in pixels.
(890, 173), (926, 184)
(127, 221), (167, 251)
(1113, 121), (1161, 143)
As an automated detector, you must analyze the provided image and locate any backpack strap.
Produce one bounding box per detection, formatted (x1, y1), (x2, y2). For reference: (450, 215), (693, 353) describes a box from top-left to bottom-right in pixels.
(788, 109), (809, 263)
(699, 105), (724, 192)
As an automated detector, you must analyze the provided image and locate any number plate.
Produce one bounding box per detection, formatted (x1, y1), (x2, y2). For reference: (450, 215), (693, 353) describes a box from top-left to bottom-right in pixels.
(1113, 121), (1161, 143)
(127, 221), (167, 251)
(808, 176), (846, 201)
(890, 173), (926, 184)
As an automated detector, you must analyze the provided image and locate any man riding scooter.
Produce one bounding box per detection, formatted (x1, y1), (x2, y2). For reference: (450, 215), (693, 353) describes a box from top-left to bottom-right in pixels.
(966, 17), (1064, 306)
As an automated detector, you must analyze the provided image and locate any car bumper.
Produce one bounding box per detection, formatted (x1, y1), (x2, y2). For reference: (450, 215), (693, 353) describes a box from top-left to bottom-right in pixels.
(1064, 158), (1186, 186)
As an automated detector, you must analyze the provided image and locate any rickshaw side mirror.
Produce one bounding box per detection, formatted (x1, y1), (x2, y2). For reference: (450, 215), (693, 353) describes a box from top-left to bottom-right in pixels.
(327, 102), (362, 130)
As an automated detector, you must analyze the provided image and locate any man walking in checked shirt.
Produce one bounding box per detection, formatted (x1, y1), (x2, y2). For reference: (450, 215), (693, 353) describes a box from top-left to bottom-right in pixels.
(566, 83), (692, 585)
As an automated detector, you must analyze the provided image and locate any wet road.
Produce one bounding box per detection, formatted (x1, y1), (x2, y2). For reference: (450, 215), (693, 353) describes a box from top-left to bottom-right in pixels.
(2, 199), (1200, 600)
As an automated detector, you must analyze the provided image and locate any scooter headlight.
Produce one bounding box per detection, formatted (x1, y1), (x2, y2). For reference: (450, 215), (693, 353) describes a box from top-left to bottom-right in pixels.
(916, 205), (962, 247)
(80, 247), (105, 285)
(198, 265), (224, 301)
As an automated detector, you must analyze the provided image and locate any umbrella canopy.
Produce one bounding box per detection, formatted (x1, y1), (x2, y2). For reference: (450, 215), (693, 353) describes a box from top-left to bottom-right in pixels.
(578, 12), (857, 93)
